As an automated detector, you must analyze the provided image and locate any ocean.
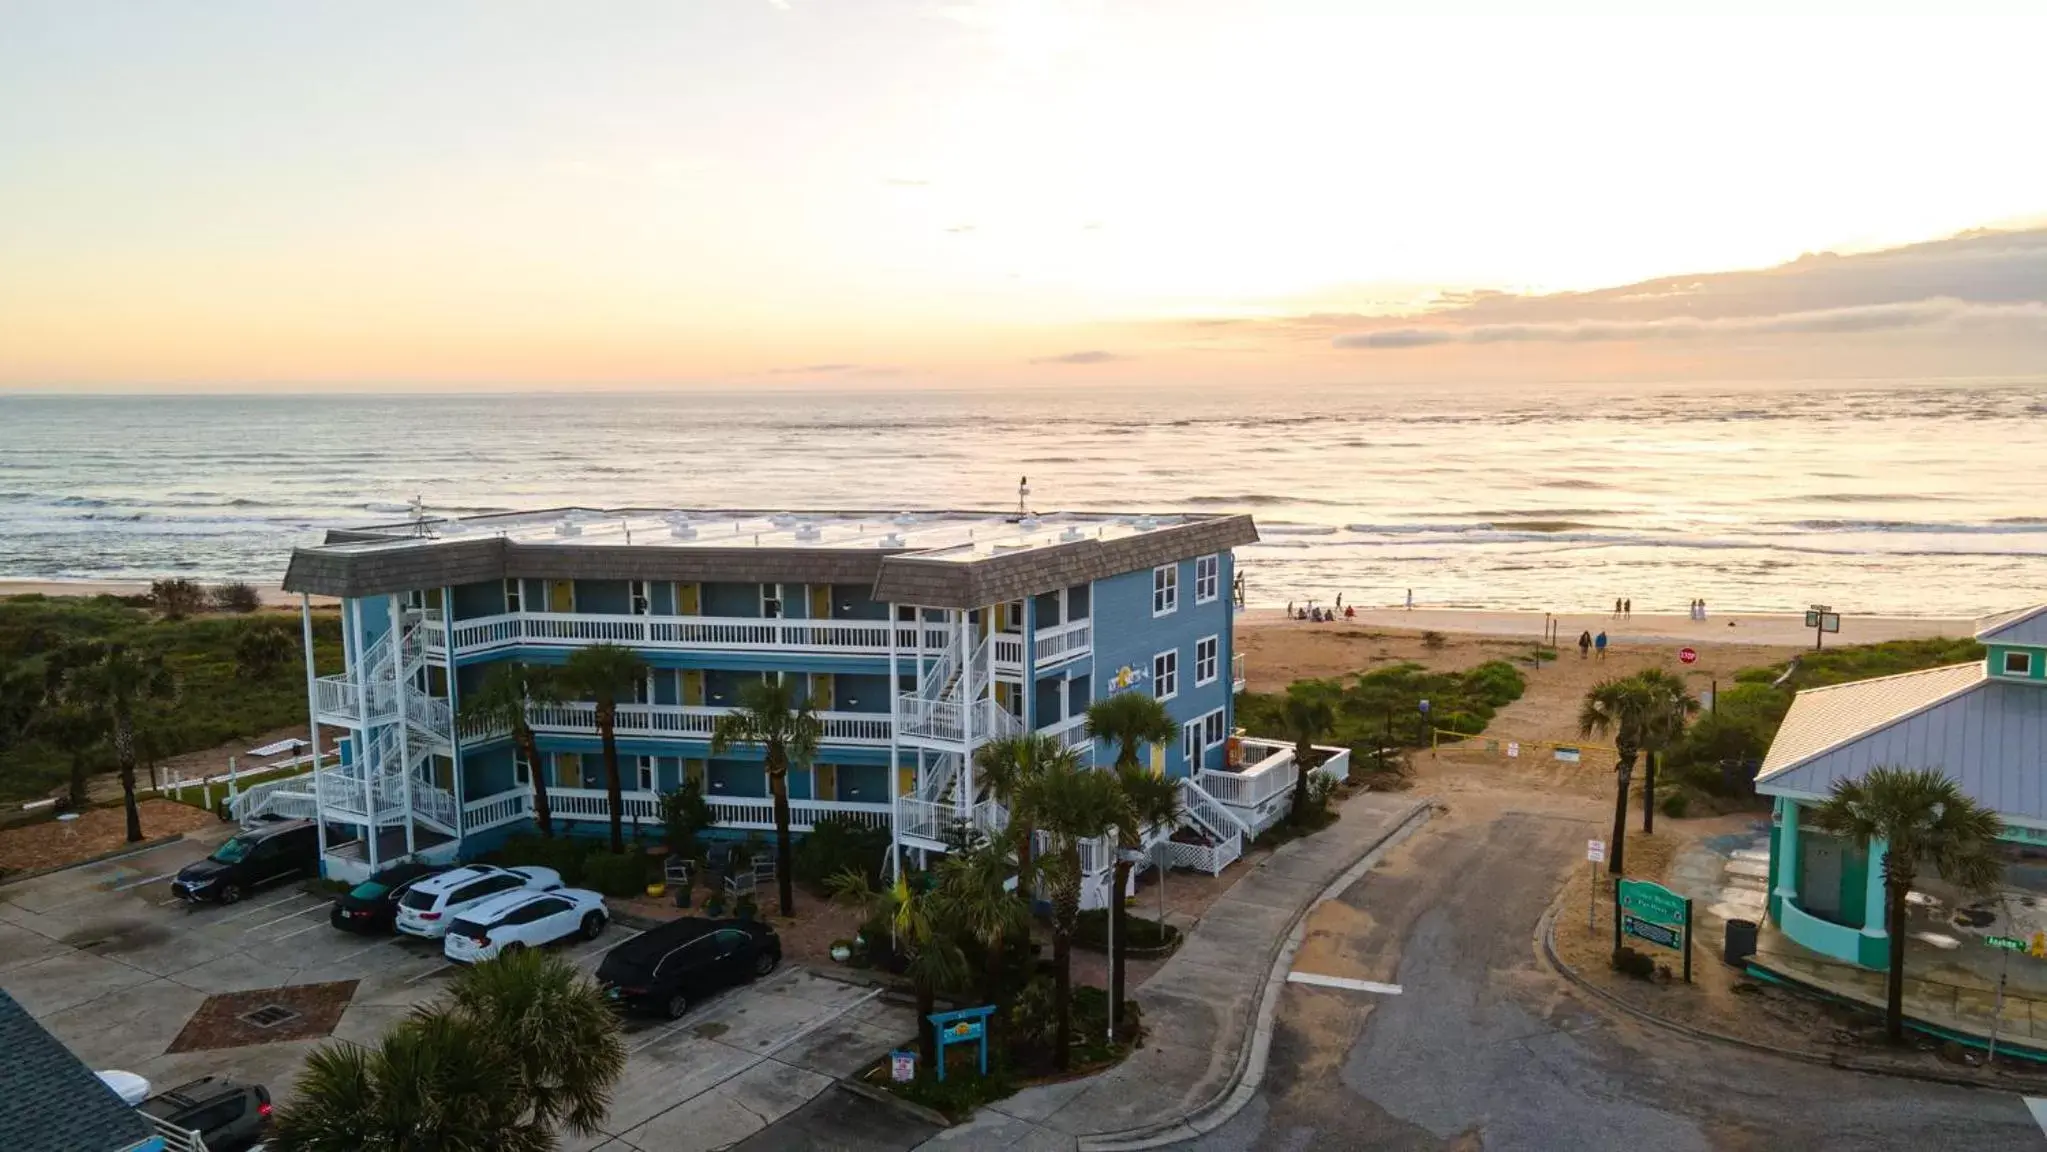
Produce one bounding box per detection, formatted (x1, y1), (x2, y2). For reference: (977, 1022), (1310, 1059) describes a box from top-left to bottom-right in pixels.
(3, 380), (2044, 617)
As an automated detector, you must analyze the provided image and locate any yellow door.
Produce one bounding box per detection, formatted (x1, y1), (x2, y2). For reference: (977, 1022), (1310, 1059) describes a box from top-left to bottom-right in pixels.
(1149, 744), (1166, 776)
(811, 673), (834, 711)
(678, 582), (700, 615)
(898, 764), (917, 797)
(683, 670), (705, 706)
(685, 759), (705, 788)
(809, 585), (832, 619)
(814, 763), (838, 802)
(554, 752), (581, 788)
(424, 588), (444, 611)
(548, 580), (574, 612)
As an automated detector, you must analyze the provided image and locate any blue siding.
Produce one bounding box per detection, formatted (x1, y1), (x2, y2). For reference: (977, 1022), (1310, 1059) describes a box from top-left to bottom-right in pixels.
(709, 757), (766, 797)
(1088, 557), (1234, 779)
(464, 745), (517, 800)
(451, 580), (506, 620)
(837, 673), (890, 712)
(654, 669), (680, 705)
(704, 582), (757, 617)
(833, 585), (891, 620)
(838, 763), (886, 803)
(577, 580), (630, 614)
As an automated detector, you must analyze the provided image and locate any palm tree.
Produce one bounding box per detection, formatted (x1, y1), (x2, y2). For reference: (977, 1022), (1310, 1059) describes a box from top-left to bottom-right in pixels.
(462, 663), (562, 837)
(65, 643), (175, 842)
(234, 620), (297, 679)
(1085, 691), (1178, 772)
(272, 1010), (540, 1152)
(1105, 764), (1182, 1032)
(1811, 766), (2003, 1043)
(444, 947), (627, 1138)
(273, 950), (624, 1151)
(829, 869), (969, 1066)
(558, 644), (648, 854)
(934, 837), (1034, 1024)
(38, 701), (107, 810)
(975, 732), (1078, 882)
(1019, 759), (1119, 1070)
(711, 675), (822, 917)
(1277, 682), (1338, 827)
(1579, 675), (1655, 876)
(1631, 669), (1698, 834)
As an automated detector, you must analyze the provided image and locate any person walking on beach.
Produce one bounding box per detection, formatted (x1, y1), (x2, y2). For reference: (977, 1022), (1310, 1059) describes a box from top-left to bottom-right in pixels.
(1286, 600), (1294, 620)
(1613, 598), (1622, 618)
(1578, 630), (1592, 659)
(1623, 598), (1631, 619)
(1406, 588), (1414, 610)
(1595, 630), (1608, 659)
(1336, 592), (1343, 610)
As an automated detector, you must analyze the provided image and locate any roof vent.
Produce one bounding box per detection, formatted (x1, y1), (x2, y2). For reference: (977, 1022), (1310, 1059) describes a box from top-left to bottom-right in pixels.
(794, 524), (823, 543)
(554, 520), (583, 538)
(879, 533), (905, 548)
(669, 523), (698, 540)
(893, 512), (918, 526)
(1060, 526), (1086, 543)
(1133, 516), (1159, 531)
(1018, 516), (1041, 531)
(770, 513), (800, 529)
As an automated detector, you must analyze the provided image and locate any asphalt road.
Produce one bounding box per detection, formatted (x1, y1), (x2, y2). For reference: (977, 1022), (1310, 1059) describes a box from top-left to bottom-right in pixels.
(1184, 805), (2044, 1152)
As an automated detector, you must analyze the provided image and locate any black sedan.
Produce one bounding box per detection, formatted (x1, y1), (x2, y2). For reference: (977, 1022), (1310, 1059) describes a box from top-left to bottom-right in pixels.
(597, 917), (781, 1019)
(329, 861), (450, 933)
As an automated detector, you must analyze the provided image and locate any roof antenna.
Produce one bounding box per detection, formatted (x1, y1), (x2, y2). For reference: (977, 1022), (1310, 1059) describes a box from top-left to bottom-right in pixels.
(1017, 475), (1030, 518)
(408, 494), (435, 539)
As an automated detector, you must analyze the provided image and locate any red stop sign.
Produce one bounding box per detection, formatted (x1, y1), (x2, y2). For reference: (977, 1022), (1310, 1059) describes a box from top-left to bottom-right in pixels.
(1678, 647), (1698, 664)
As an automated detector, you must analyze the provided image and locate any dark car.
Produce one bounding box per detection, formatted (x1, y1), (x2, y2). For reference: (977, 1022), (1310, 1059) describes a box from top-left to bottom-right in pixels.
(329, 860), (451, 933)
(597, 916), (781, 1019)
(139, 1076), (271, 1152)
(170, 818), (319, 905)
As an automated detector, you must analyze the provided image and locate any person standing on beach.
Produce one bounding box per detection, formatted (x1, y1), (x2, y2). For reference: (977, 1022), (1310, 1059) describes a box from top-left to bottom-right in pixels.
(1286, 601), (1294, 620)
(1613, 598), (1622, 618)
(1578, 630), (1592, 659)
(1595, 630), (1608, 659)
(1406, 588), (1414, 610)
(1623, 598), (1631, 618)
(1336, 592), (1343, 610)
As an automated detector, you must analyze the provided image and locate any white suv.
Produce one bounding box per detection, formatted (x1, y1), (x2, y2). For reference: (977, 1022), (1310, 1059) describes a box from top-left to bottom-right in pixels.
(393, 864), (561, 940)
(444, 887), (610, 963)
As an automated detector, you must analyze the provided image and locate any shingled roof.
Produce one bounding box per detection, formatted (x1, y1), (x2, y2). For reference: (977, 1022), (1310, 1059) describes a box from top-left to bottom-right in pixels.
(0, 989), (157, 1152)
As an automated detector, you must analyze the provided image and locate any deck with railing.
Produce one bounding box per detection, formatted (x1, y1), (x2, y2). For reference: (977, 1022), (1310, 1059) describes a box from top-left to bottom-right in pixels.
(425, 611), (1020, 660)
(523, 702), (892, 746)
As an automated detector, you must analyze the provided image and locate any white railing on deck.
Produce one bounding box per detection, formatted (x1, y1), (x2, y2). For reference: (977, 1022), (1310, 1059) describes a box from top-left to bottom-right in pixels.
(1232, 652), (1247, 690)
(708, 796), (893, 832)
(1163, 834), (1240, 876)
(465, 790), (531, 832)
(1038, 713), (1092, 753)
(1312, 748), (1352, 785)
(1198, 740), (1298, 809)
(898, 693), (966, 742)
(896, 797), (957, 842)
(549, 787), (664, 824)
(1179, 774), (1252, 837)
(405, 691), (453, 742)
(1034, 618), (1091, 665)
(231, 775), (319, 824)
(991, 632), (1025, 671)
(438, 611), (905, 657)
(526, 702), (891, 746)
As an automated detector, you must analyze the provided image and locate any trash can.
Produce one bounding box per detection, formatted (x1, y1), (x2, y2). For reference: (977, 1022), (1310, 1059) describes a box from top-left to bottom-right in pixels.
(1724, 918), (1758, 965)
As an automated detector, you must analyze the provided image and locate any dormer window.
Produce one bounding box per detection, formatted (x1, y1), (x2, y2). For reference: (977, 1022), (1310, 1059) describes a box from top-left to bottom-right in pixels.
(2005, 650), (2034, 677)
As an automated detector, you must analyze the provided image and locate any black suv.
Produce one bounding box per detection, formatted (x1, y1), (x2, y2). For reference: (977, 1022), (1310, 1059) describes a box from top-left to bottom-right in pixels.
(171, 817), (319, 904)
(139, 1077), (271, 1152)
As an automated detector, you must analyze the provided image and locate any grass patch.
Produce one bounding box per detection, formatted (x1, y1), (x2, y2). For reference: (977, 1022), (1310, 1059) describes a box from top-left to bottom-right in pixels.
(1732, 637), (1982, 692)
(0, 596), (342, 803)
(1072, 908), (1181, 954)
(1236, 658), (1527, 756)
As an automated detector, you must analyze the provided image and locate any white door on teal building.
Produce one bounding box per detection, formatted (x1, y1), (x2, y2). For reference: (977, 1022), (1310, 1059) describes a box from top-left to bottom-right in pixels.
(1802, 835), (1844, 920)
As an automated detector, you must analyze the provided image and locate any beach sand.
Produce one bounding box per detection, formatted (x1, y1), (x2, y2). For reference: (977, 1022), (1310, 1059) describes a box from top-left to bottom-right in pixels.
(1239, 607), (1974, 649)
(0, 579), (324, 608)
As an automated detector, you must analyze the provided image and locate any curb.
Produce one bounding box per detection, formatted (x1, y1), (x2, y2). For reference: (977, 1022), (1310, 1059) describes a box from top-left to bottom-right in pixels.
(0, 832), (186, 889)
(1536, 890), (2047, 1094)
(836, 1075), (955, 1129)
(1077, 796), (1438, 1152)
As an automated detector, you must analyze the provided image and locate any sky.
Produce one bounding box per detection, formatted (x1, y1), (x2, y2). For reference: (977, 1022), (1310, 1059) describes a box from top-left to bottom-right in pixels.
(3, 0), (2046, 391)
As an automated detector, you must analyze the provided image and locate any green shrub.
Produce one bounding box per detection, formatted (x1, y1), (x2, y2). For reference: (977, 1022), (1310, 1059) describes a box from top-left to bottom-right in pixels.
(661, 778), (716, 854)
(208, 582), (262, 613)
(1660, 791), (1691, 819)
(1612, 946), (1656, 979)
(1421, 630), (1447, 650)
(490, 833), (592, 885)
(1236, 659), (1526, 753)
(580, 850), (649, 898)
(796, 815), (892, 893)
(1073, 909), (1180, 952)
(150, 579), (205, 619)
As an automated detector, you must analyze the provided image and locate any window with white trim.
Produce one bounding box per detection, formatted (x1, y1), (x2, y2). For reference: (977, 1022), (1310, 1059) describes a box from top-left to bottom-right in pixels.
(1153, 649), (1179, 700)
(637, 755), (657, 792)
(504, 578), (523, 614)
(629, 580), (652, 616)
(1152, 564), (1178, 616)
(2006, 650), (2035, 677)
(762, 583), (785, 619)
(513, 748), (531, 786)
(1195, 635), (1219, 685)
(1202, 708), (1227, 748)
(1195, 554), (1220, 603)
(1183, 719), (1202, 766)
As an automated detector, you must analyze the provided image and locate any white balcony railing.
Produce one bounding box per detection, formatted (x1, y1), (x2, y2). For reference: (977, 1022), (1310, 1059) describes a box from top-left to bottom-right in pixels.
(525, 702), (891, 746)
(1033, 618), (1092, 666)
(708, 795), (893, 833)
(1198, 738), (1298, 809)
(1232, 652), (1247, 691)
(896, 797), (957, 843)
(896, 694), (1021, 745)
(1038, 713), (1093, 753)
(465, 790), (531, 833)
(991, 632), (1025, 672)
(441, 611), (926, 658)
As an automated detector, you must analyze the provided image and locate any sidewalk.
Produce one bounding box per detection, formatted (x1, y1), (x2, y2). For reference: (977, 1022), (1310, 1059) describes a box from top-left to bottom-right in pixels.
(920, 790), (1431, 1151)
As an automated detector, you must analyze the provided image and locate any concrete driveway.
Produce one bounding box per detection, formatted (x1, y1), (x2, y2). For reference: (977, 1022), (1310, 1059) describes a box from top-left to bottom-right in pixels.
(0, 836), (915, 1151)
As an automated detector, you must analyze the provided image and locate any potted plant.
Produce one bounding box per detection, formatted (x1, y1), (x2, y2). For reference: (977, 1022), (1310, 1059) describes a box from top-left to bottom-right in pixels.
(705, 892), (728, 918)
(735, 894), (759, 922)
(830, 939), (853, 963)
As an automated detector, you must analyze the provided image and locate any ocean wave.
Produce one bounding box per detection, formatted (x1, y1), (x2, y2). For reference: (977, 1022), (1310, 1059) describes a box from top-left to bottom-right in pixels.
(1772, 519), (2047, 535)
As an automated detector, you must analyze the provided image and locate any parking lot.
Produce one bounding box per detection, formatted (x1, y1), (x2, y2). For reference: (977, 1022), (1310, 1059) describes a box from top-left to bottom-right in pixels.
(0, 834), (917, 1151)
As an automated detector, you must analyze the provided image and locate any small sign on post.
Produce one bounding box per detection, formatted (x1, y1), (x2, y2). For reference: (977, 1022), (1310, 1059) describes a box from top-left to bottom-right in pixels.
(1678, 647), (1698, 665)
(889, 1050), (916, 1083)
(1506, 742), (1520, 759)
(1587, 840), (1607, 863)
(1804, 605), (1842, 650)
(1586, 841), (1607, 928)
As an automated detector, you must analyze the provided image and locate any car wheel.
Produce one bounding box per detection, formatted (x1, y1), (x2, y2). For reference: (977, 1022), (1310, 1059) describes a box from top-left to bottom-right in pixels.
(665, 993), (690, 1020)
(580, 912), (605, 940)
(219, 885), (243, 905)
(752, 949), (779, 978)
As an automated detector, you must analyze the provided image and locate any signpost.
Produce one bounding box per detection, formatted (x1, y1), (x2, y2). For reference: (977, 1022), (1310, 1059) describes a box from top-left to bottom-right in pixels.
(1615, 878), (1694, 982)
(1804, 605), (1842, 651)
(1678, 647), (1698, 665)
(1987, 925), (2028, 1062)
(1586, 841), (1606, 929)
(927, 1005), (996, 1082)
(889, 1050), (916, 1083)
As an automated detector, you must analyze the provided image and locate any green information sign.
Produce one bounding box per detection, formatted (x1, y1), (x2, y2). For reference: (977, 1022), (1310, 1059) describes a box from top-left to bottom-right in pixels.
(1986, 935), (2027, 951)
(1617, 879), (1688, 924)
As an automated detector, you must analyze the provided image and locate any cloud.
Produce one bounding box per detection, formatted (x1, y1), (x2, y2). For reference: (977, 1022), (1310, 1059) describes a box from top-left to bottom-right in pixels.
(884, 177), (930, 187)
(1334, 297), (2047, 349)
(768, 363), (901, 376)
(944, 224), (976, 234)
(1031, 350), (1124, 365)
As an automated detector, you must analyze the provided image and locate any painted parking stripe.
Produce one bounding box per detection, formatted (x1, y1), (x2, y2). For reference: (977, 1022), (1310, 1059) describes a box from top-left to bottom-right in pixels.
(328, 935), (409, 965)
(2024, 1097), (2047, 1136)
(404, 960), (459, 985)
(270, 918), (335, 943)
(210, 891), (316, 924)
(570, 929), (641, 969)
(1287, 971), (1403, 995)
(243, 902), (330, 934)
(111, 870), (179, 892)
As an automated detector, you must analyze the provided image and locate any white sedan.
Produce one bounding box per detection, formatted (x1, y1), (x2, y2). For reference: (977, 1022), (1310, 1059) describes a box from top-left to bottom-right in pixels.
(443, 887), (610, 963)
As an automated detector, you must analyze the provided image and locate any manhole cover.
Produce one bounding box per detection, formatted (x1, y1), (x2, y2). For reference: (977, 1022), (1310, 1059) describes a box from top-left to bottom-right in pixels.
(238, 1004), (301, 1029)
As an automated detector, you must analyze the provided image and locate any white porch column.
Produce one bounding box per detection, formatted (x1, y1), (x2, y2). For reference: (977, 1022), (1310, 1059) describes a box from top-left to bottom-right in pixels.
(1774, 797), (1800, 903)
(391, 594), (417, 860)
(958, 609), (974, 813)
(445, 587), (463, 842)
(1861, 838), (1890, 940)
(887, 605), (901, 876)
(300, 593), (327, 863)
(352, 599), (378, 874)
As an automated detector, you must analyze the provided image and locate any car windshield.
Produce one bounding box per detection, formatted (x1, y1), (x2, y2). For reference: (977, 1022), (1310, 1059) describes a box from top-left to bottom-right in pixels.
(209, 837), (254, 864)
(399, 889), (439, 911)
(348, 881), (389, 900)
